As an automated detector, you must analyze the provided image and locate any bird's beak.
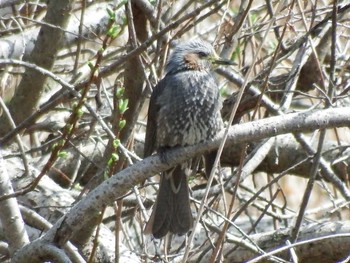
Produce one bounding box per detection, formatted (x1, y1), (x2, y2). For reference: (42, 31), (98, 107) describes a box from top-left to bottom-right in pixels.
(213, 58), (236, 65)
(210, 52), (236, 66)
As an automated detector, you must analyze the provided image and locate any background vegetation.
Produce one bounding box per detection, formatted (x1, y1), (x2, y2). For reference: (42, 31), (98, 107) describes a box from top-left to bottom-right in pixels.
(0, 0), (350, 262)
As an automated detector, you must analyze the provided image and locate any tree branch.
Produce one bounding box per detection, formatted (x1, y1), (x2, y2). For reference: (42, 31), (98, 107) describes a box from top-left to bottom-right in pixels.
(9, 107), (350, 261)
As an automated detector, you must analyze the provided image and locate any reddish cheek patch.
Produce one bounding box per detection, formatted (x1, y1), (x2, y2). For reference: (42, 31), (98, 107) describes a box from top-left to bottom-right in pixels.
(184, 53), (201, 70)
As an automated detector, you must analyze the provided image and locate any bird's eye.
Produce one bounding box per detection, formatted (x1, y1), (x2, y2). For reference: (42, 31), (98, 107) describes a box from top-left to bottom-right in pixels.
(197, 51), (208, 57)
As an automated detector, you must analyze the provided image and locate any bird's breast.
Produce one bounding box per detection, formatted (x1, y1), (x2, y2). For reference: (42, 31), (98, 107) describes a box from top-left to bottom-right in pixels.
(156, 71), (223, 148)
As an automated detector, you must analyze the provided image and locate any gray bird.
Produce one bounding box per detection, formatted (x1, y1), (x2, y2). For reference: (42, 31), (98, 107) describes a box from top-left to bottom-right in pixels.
(144, 38), (231, 238)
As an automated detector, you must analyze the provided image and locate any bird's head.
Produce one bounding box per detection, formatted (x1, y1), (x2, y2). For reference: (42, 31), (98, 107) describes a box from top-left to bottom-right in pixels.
(165, 38), (233, 75)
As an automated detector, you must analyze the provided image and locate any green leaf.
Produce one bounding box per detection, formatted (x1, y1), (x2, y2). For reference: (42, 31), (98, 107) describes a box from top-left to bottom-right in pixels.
(68, 124), (74, 133)
(119, 98), (129, 114)
(111, 153), (119, 161)
(119, 119), (126, 129)
(58, 151), (69, 158)
(76, 108), (84, 118)
(116, 87), (125, 99)
(72, 183), (82, 190)
(116, 0), (128, 10)
(113, 139), (120, 148)
(106, 7), (115, 20)
(87, 61), (94, 70)
(107, 25), (121, 39)
(107, 158), (114, 167)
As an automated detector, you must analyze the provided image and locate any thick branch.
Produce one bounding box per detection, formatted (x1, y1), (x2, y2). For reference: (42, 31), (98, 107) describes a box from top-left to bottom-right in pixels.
(0, 152), (29, 256)
(12, 107), (349, 253)
(223, 221), (350, 263)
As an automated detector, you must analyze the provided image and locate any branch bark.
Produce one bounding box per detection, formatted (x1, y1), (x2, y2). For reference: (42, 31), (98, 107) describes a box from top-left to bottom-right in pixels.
(0, 151), (29, 257)
(223, 221), (350, 263)
(10, 107), (350, 262)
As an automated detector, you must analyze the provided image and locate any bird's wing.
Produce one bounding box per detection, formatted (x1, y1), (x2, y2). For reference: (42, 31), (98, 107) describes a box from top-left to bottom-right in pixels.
(144, 78), (167, 157)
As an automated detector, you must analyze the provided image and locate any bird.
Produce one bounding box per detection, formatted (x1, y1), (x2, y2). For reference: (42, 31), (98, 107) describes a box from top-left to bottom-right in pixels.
(144, 38), (232, 238)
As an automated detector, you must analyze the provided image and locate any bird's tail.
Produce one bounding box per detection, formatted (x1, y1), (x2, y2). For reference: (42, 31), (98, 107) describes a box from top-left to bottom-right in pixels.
(145, 165), (193, 238)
